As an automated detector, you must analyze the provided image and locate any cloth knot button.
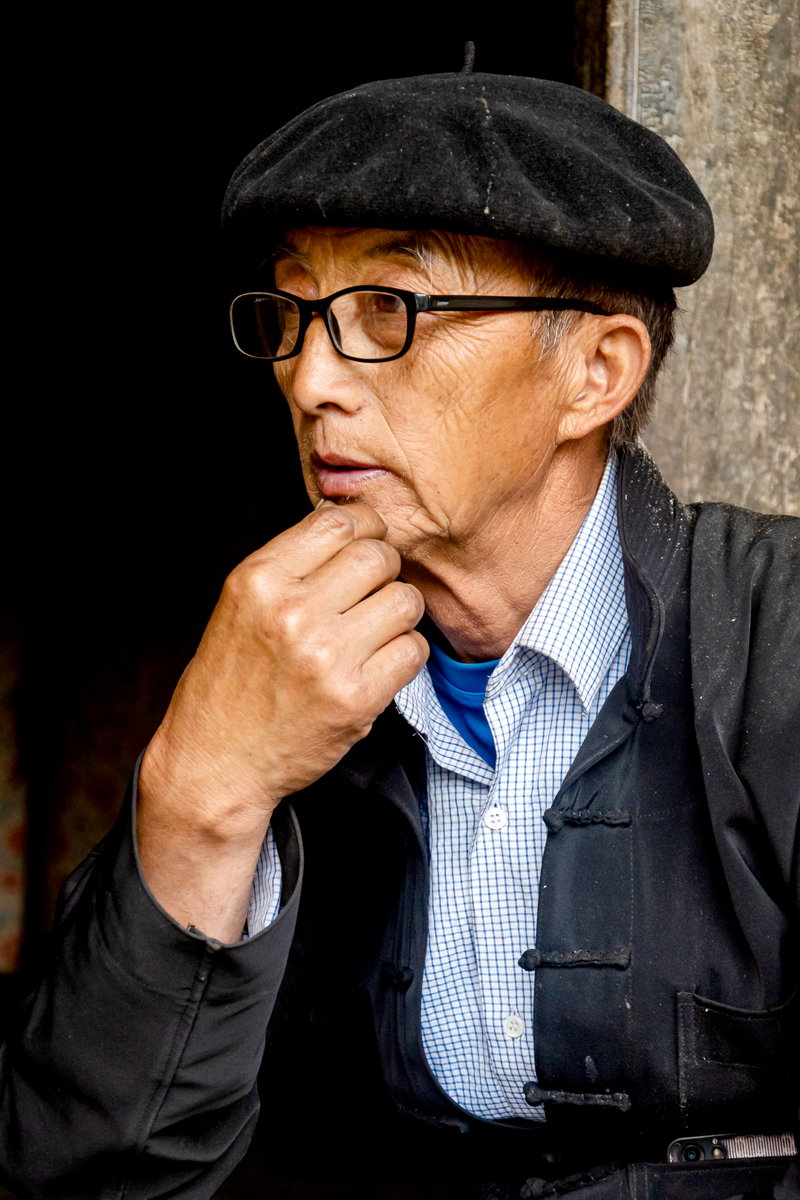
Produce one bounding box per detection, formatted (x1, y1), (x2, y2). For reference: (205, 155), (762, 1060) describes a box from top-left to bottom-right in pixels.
(382, 963), (415, 990)
(483, 805), (508, 831)
(518, 949), (540, 971)
(503, 1014), (525, 1038)
(542, 808), (564, 833)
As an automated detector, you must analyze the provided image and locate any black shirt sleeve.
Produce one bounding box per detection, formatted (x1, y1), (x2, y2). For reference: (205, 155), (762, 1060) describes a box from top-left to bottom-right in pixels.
(0, 760), (302, 1200)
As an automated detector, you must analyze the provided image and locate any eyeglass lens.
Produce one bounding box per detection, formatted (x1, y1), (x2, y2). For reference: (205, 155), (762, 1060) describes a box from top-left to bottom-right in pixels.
(232, 294), (301, 359)
(231, 291), (410, 361)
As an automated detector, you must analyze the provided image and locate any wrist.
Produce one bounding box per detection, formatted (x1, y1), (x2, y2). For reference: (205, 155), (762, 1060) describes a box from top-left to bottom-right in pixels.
(139, 731), (282, 846)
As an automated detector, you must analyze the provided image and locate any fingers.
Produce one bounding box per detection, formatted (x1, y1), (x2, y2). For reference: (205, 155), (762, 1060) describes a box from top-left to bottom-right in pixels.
(361, 630), (430, 702)
(339, 580), (426, 661)
(254, 502), (389, 580)
(304, 536), (402, 614)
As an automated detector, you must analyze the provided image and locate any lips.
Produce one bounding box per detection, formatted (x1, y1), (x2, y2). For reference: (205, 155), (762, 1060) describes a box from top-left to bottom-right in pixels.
(312, 451), (391, 498)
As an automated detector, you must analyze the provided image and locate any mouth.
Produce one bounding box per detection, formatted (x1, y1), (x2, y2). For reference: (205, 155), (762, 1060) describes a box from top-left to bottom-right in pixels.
(311, 451), (392, 498)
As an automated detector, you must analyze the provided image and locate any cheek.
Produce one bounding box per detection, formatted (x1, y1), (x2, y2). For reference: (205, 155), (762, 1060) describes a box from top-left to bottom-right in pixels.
(390, 328), (551, 472)
(374, 365), (473, 492)
(274, 323), (560, 526)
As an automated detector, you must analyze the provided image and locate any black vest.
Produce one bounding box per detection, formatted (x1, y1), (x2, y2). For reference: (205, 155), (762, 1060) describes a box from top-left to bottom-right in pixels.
(269, 443), (799, 1167)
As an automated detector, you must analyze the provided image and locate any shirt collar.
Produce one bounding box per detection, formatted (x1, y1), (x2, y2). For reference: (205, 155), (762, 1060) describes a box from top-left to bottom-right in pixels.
(490, 450), (627, 711)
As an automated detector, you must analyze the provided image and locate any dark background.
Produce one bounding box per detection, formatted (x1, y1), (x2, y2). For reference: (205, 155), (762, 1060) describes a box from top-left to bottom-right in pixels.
(3, 6), (603, 1195)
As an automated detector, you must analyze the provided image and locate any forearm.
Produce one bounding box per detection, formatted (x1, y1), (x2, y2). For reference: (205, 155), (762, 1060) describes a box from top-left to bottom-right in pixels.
(0, 764), (302, 1199)
(137, 736), (280, 943)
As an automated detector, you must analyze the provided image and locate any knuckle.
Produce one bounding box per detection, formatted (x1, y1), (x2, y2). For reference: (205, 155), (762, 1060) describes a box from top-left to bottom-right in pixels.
(404, 585), (425, 617)
(384, 541), (402, 568)
(351, 539), (392, 574)
(223, 560), (271, 608)
(312, 505), (356, 539)
(270, 596), (306, 641)
(296, 639), (336, 679)
(323, 688), (366, 737)
(222, 561), (249, 597)
(331, 688), (362, 723)
(388, 583), (422, 619)
(404, 632), (429, 667)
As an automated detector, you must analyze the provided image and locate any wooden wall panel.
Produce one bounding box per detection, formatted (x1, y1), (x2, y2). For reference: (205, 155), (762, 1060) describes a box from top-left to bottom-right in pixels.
(606, 0), (799, 515)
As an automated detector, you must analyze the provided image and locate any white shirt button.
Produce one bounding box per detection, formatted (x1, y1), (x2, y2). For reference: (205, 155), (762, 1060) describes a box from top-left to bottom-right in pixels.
(483, 805), (508, 831)
(503, 1014), (525, 1039)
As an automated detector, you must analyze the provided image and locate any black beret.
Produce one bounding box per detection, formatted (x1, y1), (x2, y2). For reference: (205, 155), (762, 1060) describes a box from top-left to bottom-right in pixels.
(222, 72), (714, 287)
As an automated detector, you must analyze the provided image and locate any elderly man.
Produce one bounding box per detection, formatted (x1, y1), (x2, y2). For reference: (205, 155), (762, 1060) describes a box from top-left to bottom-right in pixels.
(1, 68), (797, 1200)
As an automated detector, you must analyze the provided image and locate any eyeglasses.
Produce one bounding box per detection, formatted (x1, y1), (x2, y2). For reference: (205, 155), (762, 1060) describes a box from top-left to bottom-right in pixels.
(229, 286), (609, 363)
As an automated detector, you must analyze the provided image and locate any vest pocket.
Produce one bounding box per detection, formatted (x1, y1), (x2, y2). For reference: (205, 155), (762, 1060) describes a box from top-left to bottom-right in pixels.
(676, 989), (797, 1130)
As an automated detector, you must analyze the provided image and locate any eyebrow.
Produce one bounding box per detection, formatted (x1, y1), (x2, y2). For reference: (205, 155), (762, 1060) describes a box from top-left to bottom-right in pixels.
(269, 231), (451, 277)
(362, 233), (448, 266)
(270, 244), (314, 273)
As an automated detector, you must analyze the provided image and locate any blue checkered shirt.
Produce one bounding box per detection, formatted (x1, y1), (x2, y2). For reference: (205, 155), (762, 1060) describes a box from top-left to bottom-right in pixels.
(248, 453), (630, 1123)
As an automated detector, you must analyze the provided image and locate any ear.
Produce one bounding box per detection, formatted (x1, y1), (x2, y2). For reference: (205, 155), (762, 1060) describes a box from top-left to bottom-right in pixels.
(556, 316), (651, 444)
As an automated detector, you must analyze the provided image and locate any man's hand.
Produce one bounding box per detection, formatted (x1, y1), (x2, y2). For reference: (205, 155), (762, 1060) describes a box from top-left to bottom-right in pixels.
(137, 502), (428, 940)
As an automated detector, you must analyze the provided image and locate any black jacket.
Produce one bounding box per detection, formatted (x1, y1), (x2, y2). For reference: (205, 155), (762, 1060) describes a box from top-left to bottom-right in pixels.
(2, 444), (798, 1200)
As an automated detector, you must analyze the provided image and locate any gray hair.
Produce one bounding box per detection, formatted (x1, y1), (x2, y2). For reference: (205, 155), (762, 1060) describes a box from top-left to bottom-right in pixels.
(512, 244), (678, 450)
(400, 231), (678, 450)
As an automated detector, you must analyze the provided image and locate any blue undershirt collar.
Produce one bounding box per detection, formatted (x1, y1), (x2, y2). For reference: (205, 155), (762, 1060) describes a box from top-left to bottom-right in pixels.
(426, 642), (500, 768)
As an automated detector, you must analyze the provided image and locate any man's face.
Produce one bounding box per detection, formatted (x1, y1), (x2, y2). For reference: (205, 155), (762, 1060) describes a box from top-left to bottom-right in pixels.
(273, 227), (590, 565)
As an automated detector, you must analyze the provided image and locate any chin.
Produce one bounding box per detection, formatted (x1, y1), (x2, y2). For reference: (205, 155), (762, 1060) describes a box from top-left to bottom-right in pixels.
(305, 471), (441, 558)
(381, 508), (443, 564)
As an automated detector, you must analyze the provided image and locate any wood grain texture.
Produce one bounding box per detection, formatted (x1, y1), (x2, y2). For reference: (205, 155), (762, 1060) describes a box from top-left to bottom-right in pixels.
(606, 0), (799, 515)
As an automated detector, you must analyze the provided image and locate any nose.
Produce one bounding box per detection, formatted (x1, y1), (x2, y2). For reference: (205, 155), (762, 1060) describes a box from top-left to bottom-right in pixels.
(284, 313), (368, 416)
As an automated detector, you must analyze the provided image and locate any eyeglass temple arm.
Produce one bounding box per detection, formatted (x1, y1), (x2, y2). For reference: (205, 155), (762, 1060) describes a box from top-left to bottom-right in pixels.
(415, 294), (609, 316)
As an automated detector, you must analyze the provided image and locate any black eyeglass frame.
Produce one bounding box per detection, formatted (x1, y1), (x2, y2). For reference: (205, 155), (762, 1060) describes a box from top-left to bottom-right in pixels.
(229, 285), (610, 363)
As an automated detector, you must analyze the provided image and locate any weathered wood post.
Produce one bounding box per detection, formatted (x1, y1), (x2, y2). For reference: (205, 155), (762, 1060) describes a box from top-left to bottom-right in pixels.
(606, 0), (799, 515)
